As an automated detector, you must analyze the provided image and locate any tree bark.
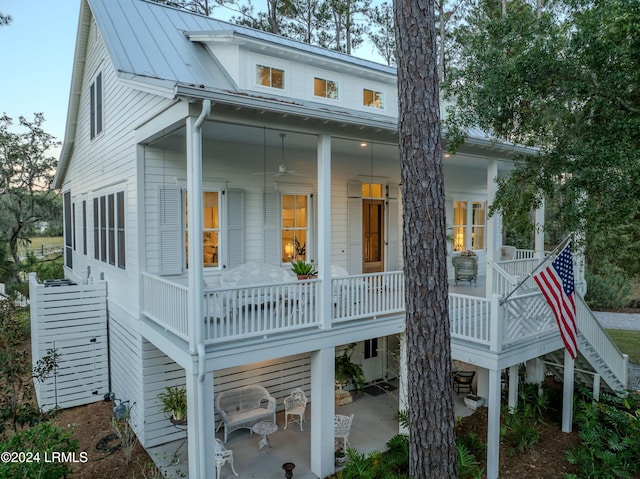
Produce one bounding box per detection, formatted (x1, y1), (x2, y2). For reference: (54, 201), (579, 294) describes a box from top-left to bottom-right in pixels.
(394, 0), (457, 477)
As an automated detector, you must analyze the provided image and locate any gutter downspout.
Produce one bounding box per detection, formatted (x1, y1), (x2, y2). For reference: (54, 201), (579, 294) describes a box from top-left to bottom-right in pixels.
(187, 99), (211, 478)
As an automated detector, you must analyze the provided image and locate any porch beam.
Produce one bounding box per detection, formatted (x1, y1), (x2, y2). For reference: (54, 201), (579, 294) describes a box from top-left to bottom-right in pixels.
(317, 135), (332, 329)
(310, 347), (335, 478)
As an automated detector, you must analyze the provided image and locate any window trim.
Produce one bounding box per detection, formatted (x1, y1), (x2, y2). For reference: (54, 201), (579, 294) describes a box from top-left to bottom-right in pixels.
(184, 189), (223, 270)
(362, 88), (384, 109)
(313, 76), (339, 101)
(63, 191), (73, 269)
(278, 187), (314, 265)
(452, 199), (486, 252)
(90, 71), (103, 139)
(92, 189), (126, 270)
(256, 64), (285, 90)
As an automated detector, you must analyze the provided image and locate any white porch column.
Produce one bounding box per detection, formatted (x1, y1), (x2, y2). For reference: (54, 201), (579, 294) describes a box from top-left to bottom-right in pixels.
(562, 349), (575, 432)
(534, 197), (545, 260)
(310, 347), (335, 478)
(475, 367), (488, 401)
(317, 135), (332, 329)
(508, 364), (519, 412)
(185, 100), (213, 479)
(486, 367), (502, 479)
(485, 158), (500, 298)
(186, 372), (215, 479)
(398, 332), (408, 434)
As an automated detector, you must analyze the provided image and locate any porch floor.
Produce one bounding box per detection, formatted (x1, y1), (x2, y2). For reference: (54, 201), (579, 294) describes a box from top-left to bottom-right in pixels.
(149, 382), (473, 478)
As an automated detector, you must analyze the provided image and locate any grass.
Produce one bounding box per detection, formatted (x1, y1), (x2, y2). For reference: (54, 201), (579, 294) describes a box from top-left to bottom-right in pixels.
(17, 237), (63, 257)
(605, 329), (640, 364)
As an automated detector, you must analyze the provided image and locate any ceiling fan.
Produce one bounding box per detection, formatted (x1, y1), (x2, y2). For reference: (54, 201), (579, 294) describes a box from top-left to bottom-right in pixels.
(254, 133), (309, 177)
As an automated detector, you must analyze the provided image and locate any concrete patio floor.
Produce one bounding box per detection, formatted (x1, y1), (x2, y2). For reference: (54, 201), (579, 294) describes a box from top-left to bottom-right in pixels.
(149, 381), (474, 478)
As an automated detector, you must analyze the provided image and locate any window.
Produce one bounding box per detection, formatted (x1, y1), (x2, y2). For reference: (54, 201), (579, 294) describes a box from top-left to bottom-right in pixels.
(82, 201), (87, 255)
(93, 198), (99, 259)
(256, 65), (284, 89)
(314, 77), (338, 100)
(90, 72), (103, 139)
(93, 191), (126, 269)
(63, 191), (72, 269)
(364, 338), (378, 359)
(363, 88), (383, 108)
(281, 194), (308, 263)
(117, 191), (125, 268)
(108, 194), (115, 265)
(453, 200), (486, 251)
(185, 191), (220, 268)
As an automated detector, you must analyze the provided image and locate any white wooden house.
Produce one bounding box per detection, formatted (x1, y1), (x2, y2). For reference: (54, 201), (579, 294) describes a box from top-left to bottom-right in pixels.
(46, 0), (628, 478)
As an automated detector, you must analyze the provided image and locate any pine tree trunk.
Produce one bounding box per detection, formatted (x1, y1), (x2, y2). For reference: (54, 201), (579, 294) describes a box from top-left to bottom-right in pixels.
(394, 0), (457, 477)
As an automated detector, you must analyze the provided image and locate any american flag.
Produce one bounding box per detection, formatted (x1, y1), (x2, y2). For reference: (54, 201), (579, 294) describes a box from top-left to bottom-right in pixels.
(533, 242), (577, 359)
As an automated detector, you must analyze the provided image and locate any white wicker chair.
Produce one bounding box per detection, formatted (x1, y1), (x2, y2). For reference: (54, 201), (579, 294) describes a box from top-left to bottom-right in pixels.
(334, 413), (354, 454)
(215, 438), (238, 477)
(283, 388), (308, 431)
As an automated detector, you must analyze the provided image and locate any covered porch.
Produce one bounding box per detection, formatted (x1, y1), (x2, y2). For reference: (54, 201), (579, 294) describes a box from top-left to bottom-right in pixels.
(148, 379), (474, 479)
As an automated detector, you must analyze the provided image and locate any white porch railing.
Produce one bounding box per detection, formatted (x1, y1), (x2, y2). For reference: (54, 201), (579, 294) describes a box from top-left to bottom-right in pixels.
(576, 295), (628, 387)
(203, 280), (320, 344)
(501, 291), (557, 347)
(332, 271), (405, 323)
(142, 273), (189, 340)
(449, 294), (491, 346)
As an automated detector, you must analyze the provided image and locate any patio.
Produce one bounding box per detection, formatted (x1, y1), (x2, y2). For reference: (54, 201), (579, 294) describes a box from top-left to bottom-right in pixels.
(149, 381), (474, 478)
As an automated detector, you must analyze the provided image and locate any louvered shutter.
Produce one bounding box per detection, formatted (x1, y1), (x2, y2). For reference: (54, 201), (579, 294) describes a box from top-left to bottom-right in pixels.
(225, 188), (245, 269)
(158, 186), (183, 275)
(386, 184), (400, 271)
(263, 191), (280, 265)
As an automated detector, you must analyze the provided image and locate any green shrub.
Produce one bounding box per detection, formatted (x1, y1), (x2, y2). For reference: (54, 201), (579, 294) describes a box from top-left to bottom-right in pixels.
(0, 421), (80, 479)
(567, 386), (640, 478)
(585, 265), (631, 310)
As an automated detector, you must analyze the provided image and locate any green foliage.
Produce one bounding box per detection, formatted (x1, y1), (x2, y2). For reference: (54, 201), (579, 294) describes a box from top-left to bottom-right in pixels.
(567, 386), (640, 478)
(444, 0), (640, 278)
(335, 343), (365, 391)
(290, 260), (317, 276)
(0, 302), (58, 437)
(20, 252), (65, 284)
(456, 442), (484, 479)
(157, 386), (187, 420)
(585, 265), (632, 310)
(336, 434), (409, 478)
(0, 421), (79, 479)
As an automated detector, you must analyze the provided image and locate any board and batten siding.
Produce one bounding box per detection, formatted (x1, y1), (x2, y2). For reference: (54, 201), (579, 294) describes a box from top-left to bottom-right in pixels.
(29, 274), (109, 412)
(62, 19), (169, 316)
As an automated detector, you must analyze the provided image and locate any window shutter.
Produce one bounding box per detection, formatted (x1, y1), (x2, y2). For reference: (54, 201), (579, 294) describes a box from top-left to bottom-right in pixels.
(158, 186), (183, 275)
(226, 188), (245, 269)
(263, 191), (280, 265)
(347, 197), (362, 274)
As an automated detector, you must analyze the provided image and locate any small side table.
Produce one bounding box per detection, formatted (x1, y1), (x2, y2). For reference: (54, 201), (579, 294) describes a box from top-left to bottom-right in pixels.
(169, 417), (187, 465)
(252, 420), (278, 452)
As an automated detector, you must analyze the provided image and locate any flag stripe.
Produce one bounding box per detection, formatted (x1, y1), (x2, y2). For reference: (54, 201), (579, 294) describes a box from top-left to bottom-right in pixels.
(533, 242), (577, 359)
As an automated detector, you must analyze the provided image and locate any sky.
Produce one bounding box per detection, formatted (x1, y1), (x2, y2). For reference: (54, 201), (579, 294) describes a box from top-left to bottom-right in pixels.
(0, 0), (81, 142)
(0, 0), (382, 154)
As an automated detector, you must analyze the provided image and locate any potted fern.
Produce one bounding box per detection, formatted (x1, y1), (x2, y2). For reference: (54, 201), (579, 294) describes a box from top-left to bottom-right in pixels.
(335, 343), (365, 392)
(158, 386), (187, 422)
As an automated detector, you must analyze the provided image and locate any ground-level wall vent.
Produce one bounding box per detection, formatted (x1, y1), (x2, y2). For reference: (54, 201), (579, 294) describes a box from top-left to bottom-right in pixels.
(29, 273), (109, 412)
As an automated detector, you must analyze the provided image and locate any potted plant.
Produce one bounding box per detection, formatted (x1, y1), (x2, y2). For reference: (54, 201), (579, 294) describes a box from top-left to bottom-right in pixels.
(464, 394), (485, 411)
(291, 260), (317, 280)
(158, 385), (187, 422)
(335, 343), (366, 392)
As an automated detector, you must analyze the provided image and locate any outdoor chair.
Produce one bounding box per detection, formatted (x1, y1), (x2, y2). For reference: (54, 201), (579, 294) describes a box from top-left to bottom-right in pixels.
(215, 438), (238, 477)
(453, 370), (476, 394)
(334, 413), (354, 454)
(500, 245), (517, 261)
(452, 255), (478, 286)
(283, 388), (308, 431)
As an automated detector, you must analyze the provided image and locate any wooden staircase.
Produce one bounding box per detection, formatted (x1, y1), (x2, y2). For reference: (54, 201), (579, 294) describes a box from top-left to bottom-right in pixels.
(543, 295), (628, 394)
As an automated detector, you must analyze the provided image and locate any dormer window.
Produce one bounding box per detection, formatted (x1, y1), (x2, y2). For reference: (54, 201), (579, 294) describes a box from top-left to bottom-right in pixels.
(314, 77), (338, 100)
(257, 65), (284, 89)
(363, 89), (384, 109)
